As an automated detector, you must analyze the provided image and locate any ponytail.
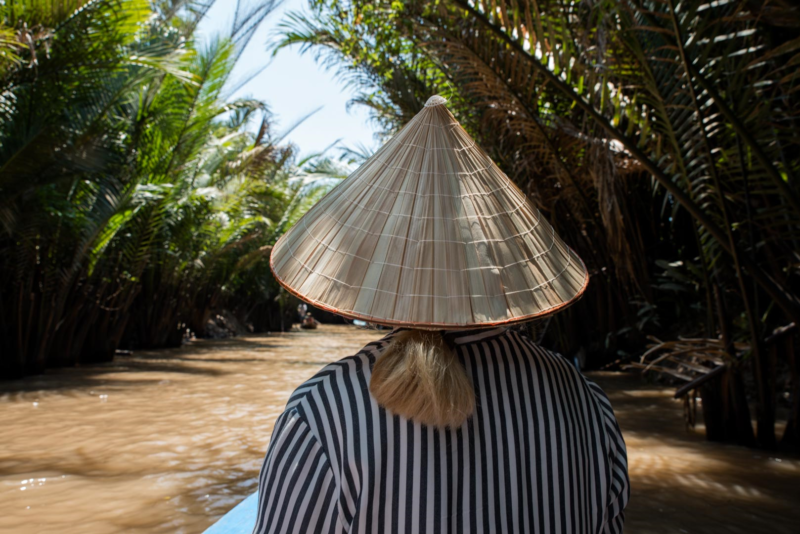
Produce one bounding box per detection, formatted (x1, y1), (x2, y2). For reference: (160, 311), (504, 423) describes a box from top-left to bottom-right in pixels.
(370, 329), (475, 428)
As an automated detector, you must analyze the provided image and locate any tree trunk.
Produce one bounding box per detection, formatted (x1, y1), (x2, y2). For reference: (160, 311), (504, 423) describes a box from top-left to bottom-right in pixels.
(700, 368), (756, 447)
(781, 335), (799, 452)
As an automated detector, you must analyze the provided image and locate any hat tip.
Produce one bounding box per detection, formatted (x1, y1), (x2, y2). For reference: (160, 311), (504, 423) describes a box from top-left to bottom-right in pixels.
(424, 95), (448, 107)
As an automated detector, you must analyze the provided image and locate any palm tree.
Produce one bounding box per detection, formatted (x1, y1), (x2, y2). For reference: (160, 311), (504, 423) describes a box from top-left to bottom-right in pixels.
(0, 0), (335, 378)
(0, 0), (194, 377)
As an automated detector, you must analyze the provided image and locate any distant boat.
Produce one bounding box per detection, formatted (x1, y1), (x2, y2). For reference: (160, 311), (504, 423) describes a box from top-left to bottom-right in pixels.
(300, 314), (319, 329)
(204, 492), (257, 533)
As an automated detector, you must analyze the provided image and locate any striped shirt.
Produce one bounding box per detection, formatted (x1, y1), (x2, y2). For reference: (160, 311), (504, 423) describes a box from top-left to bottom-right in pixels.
(253, 327), (629, 534)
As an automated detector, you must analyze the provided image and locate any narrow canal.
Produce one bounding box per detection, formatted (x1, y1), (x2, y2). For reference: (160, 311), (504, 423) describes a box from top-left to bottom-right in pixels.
(1, 325), (798, 533)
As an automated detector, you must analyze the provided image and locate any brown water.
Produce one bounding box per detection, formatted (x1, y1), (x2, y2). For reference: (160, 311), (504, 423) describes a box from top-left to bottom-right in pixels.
(0, 325), (798, 534)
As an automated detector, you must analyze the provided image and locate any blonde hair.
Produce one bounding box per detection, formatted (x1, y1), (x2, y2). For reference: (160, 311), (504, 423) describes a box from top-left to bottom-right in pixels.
(370, 329), (475, 428)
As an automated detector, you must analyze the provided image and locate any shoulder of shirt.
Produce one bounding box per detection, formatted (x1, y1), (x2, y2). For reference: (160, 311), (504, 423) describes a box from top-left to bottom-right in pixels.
(507, 331), (618, 419)
(505, 329), (602, 393)
(283, 331), (394, 412)
(504, 329), (574, 366)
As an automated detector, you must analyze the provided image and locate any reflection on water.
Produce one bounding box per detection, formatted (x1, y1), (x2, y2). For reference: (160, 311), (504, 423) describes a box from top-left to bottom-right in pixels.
(0, 326), (798, 533)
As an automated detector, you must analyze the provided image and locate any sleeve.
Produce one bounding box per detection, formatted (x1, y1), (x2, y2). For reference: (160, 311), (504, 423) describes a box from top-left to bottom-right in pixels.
(588, 381), (630, 534)
(252, 408), (340, 534)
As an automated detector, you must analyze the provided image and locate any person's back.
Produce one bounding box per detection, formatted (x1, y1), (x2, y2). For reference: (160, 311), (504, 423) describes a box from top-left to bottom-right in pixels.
(253, 327), (629, 534)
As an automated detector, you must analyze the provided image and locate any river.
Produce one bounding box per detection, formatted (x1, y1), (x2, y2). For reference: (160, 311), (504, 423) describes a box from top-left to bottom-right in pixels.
(0, 325), (798, 533)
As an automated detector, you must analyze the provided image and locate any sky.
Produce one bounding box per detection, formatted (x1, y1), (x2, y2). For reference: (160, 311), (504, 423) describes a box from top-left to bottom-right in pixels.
(197, 0), (379, 160)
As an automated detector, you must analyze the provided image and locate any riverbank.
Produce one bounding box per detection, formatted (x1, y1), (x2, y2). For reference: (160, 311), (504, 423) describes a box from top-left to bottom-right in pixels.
(0, 325), (797, 533)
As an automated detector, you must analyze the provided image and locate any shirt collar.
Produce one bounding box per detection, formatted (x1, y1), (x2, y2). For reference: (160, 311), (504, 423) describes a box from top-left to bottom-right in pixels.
(443, 327), (508, 345)
(389, 326), (509, 345)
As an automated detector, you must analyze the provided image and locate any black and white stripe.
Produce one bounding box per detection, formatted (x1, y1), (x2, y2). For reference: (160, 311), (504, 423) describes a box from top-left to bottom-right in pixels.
(254, 327), (629, 534)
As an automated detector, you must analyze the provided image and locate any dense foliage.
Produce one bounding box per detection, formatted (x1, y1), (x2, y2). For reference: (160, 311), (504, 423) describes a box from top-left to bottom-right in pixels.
(280, 0), (800, 449)
(0, 0), (339, 379)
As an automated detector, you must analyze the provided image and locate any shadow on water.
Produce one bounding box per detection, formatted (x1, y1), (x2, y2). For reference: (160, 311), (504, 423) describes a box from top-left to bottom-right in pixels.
(0, 361), (230, 395)
(0, 333), (328, 396)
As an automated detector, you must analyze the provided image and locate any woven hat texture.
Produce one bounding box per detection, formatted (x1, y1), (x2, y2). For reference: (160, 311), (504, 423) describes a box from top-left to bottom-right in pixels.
(270, 96), (589, 329)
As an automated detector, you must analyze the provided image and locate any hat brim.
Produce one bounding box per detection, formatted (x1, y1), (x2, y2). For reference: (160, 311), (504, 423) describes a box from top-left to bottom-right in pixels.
(270, 237), (590, 331)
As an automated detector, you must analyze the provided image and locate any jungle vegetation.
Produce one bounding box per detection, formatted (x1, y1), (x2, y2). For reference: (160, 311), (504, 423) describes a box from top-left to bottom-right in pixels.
(1, 0), (798, 452)
(0, 0), (340, 380)
(279, 0), (800, 450)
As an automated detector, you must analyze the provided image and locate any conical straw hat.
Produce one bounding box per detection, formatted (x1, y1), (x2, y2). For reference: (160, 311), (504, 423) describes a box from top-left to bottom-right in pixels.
(271, 96), (589, 329)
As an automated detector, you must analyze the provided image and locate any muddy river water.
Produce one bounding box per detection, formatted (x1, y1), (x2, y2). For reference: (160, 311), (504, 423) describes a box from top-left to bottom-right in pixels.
(1, 325), (798, 533)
